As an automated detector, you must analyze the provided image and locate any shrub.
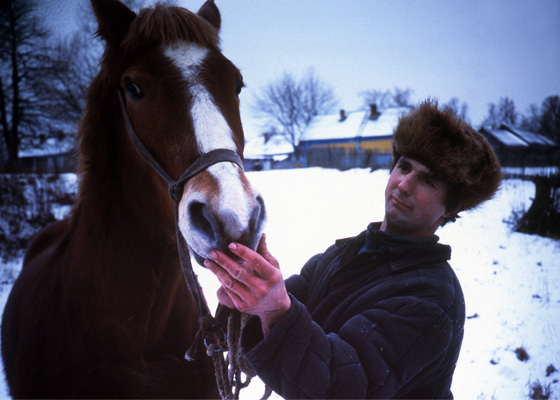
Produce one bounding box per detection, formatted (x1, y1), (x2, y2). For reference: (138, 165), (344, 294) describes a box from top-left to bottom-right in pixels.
(528, 380), (553, 400)
(0, 174), (76, 277)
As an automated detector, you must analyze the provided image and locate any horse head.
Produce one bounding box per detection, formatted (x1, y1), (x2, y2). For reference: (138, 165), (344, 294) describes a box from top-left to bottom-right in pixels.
(88, 0), (266, 263)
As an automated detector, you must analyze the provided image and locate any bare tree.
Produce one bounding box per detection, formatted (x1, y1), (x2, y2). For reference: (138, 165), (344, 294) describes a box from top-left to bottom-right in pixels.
(359, 89), (393, 108)
(442, 97), (469, 121)
(0, 0), (49, 170)
(252, 70), (337, 158)
(520, 96), (560, 143)
(51, 0), (148, 125)
(1, 0), (76, 170)
(482, 97), (517, 129)
(514, 95), (560, 239)
(393, 87), (413, 107)
(520, 103), (541, 133)
(539, 95), (560, 143)
(359, 87), (414, 109)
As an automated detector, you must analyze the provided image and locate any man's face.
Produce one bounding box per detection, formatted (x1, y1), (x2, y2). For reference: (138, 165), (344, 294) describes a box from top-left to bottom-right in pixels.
(382, 156), (451, 238)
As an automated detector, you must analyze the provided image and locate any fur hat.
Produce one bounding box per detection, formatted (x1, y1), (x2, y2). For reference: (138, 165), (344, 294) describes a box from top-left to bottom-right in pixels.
(391, 100), (502, 212)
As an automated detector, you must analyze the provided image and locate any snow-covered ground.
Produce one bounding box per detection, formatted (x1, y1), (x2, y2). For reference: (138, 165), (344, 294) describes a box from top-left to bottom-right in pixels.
(1, 168), (559, 399)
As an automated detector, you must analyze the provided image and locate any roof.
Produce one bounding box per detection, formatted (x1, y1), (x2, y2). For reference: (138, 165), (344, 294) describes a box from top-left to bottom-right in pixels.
(242, 117), (294, 159)
(505, 127), (558, 147)
(482, 128), (529, 147)
(300, 107), (409, 143)
(244, 135), (293, 159)
(18, 137), (75, 158)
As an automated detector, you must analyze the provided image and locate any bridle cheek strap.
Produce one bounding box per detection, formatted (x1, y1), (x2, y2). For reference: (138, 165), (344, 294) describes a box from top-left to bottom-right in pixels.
(117, 90), (244, 201)
(118, 90), (242, 364)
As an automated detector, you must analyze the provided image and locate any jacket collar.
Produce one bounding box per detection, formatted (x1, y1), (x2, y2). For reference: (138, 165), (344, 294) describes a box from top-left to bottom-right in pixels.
(343, 222), (451, 272)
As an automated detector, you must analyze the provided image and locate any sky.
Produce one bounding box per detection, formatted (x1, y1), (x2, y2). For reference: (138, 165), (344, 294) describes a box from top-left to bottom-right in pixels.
(43, 0), (560, 126)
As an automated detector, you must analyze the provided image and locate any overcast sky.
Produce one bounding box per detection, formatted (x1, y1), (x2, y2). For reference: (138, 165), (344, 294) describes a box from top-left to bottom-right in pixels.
(44, 0), (560, 126)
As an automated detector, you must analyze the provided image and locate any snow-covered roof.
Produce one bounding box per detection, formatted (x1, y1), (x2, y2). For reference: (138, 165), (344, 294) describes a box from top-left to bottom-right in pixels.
(244, 134), (293, 159)
(360, 107), (407, 138)
(300, 107), (409, 143)
(507, 127), (558, 147)
(18, 137), (75, 158)
(301, 110), (368, 141)
(242, 116), (293, 159)
(484, 128), (529, 147)
(241, 116), (270, 142)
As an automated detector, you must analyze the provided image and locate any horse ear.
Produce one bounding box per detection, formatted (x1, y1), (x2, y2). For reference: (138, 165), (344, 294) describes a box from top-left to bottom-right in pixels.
(90, 0), (137, 47)
(197, 0), (221, 31)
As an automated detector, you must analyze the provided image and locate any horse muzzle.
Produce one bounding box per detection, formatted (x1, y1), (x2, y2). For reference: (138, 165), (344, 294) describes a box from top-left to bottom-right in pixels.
(177, 167), (266, 266)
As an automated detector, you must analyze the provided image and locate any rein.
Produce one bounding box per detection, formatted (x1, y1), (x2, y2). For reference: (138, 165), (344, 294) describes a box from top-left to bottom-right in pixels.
(117, 90), (241, 399)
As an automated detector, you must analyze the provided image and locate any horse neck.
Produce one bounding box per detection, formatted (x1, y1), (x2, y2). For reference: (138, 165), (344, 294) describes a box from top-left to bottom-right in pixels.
(75, 118), (177, 258)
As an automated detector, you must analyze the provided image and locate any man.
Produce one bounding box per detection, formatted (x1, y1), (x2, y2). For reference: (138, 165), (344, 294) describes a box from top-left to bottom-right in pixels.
(205, 100), (501, 399)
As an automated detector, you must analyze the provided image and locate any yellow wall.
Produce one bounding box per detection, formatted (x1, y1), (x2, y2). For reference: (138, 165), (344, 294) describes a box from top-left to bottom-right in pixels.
(308, 139), (392, 153)
(359, 140), (392, 152)
(310, 142), (355, 150)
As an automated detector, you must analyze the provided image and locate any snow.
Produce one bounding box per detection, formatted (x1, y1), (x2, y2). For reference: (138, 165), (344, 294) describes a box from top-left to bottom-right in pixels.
(241, 117), (294, 160)
(302, 110), (368, 141)
(485, 128), (530, 147)
(18, 137), (75, 158)
(509, 128), (559, 147)
(360, 107), (408, 139)
(504, 166), (560, 177)
(1, 168), (559, 399)
(244, 135), (294, 160)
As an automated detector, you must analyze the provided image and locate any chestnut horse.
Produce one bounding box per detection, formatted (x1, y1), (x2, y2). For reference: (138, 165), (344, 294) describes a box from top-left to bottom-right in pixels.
(1, 0), (265, 398)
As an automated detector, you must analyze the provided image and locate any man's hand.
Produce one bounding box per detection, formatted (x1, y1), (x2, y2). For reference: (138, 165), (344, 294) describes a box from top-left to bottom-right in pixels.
(205, 234), (291, 335)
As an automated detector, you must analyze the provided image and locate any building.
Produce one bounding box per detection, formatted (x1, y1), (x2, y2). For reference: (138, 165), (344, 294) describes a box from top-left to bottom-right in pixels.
(299, 105), (409, 170)
(480, 125), (559, 175)
(14, 135), (76, 173)
(242, 117), (294, 170)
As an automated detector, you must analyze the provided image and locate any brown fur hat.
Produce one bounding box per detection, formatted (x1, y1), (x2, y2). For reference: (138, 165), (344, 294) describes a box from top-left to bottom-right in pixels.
(391, 100), (502, 212)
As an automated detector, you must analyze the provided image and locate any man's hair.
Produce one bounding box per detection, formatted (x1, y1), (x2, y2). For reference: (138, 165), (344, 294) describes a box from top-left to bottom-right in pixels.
(391, 100), (502, 224)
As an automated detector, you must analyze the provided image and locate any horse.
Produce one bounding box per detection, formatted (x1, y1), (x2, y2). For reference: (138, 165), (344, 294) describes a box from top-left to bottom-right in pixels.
(1, 0), (266, 398)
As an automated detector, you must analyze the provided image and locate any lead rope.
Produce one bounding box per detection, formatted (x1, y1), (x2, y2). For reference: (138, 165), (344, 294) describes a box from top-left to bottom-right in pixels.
(173, 203), (234, 400)
(118, 90), (248, 400)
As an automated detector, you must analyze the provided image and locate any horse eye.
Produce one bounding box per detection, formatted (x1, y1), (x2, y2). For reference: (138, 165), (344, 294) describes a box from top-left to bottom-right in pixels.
(124, 80), (144, 100)
(235, 78), (244, 96)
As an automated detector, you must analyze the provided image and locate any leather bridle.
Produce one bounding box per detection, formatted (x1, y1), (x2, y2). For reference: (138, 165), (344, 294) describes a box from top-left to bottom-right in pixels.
(117, 90), (242, 363)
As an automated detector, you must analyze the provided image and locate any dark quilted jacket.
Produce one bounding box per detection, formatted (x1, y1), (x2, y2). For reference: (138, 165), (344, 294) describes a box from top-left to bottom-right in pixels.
(241, 222), (465, 399)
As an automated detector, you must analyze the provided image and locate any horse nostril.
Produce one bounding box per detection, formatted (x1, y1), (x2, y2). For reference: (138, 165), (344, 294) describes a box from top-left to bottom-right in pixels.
(186, 196), (266, 254)
(188, 201), (218, 243)
(250, 195), (266, 234)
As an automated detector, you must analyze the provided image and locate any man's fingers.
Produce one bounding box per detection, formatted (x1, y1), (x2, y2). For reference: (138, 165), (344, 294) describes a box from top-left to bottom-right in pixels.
(205, 258), (241, 291)
(207, 250), (252, 285)
(257, 234), (280, 269)
(228, 242), (277, 280)
(256, 233), (268, 254)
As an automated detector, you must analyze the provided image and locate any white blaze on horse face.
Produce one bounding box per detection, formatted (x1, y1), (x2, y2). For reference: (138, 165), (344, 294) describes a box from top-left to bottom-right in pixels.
(165, 42), (264, 259)
(163, 42), (236, 153)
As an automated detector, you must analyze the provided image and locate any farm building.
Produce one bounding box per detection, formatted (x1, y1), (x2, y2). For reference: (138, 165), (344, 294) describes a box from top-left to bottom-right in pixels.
(299, 105), (410, 170)
(242, 118), (294, 171)
(13, 135), (77, 173)
(480, 125), (559, 174)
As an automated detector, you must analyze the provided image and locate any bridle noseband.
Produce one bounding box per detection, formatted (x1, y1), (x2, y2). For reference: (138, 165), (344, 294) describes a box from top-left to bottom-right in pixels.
(117, 90), (242, 362)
